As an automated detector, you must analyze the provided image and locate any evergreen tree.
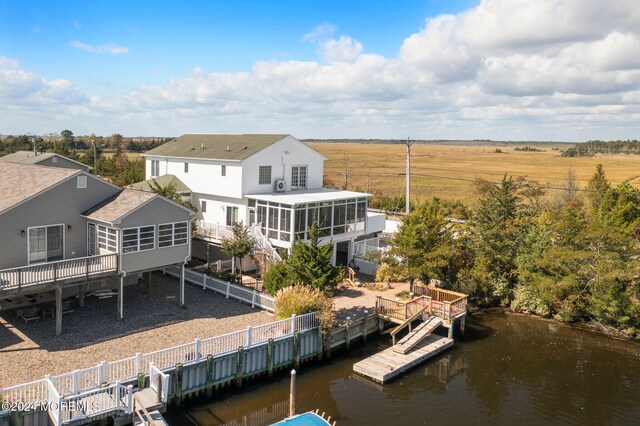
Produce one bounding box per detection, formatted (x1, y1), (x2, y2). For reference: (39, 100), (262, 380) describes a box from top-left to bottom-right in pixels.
(221, 222), (255, 274)
(586, 164), (611, 214)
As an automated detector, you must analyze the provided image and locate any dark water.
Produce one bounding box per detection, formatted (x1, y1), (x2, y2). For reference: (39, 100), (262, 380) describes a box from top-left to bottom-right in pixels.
(165, 312), (640, 425)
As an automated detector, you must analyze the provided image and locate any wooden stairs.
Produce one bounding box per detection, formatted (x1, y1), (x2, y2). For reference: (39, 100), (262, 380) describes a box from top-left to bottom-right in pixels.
(392, 317), (442, 355)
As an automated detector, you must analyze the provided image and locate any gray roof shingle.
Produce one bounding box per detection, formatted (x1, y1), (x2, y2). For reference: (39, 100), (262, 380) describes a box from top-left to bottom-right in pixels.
(143, 134), (289, 161)
(82, 189), (157, 224)
(0, 163), (80, 214)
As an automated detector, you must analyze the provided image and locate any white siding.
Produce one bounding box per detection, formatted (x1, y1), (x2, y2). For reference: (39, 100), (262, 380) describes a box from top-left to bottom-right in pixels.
(146, 156), (243, 198)
(195, 194), (248, 226)
(241, 136), (325, 195)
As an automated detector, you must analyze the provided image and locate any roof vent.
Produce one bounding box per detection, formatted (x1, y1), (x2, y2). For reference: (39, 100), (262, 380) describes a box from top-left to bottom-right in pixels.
(226, 145), (231, 152)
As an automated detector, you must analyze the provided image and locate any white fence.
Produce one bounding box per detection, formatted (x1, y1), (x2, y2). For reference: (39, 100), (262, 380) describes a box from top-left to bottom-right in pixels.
(0, 312), (319, 407)
(164, 265), (275, 312)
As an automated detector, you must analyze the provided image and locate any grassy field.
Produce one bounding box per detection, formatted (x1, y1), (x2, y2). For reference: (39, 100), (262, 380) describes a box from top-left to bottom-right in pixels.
(309, 142), (640, 207)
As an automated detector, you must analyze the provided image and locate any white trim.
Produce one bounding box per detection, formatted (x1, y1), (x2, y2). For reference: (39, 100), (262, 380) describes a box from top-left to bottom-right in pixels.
(26, 223), (65, 265)
(290, 164), (308, 189)
(121, 225), (156, 254)
(157, 221), (189, 249)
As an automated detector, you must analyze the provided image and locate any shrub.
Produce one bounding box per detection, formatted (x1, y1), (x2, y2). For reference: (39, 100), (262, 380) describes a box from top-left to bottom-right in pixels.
(263, 261), (293, 295)
(274, 286), (335, 333)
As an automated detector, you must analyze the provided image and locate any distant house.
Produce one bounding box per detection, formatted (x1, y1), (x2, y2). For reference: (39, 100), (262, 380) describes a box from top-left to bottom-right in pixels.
(0, 150), (92, 172)
(142, 134), (386, 265)
(0, 163), (195, 335)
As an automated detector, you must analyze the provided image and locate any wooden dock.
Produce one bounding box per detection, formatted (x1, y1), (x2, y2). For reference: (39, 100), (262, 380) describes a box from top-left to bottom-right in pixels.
(353, 333), (454, 383)
(133, 388), (168, 426)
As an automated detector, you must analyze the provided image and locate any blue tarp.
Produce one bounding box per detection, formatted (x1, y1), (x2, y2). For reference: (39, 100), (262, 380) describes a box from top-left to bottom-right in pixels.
(271, 412), (331, 426)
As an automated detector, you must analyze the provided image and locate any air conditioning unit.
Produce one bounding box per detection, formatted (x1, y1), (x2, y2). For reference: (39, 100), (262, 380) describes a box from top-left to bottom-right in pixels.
(274, 179), (286, 192)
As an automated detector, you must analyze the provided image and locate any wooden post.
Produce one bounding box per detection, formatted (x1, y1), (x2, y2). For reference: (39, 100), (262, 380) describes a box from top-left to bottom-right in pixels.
(206, 355), (214, 397)
(175, 363), (183, 406)
(55, 287), (62, 336)
(362, 312), (369, 342)
(180, 263), (186, 308)
(267, 338), (274, 377)
(345, 318), (351, 350)
(460, 315), (466, 336)
(156, 373), (162, 403)
(78, 284), (85, 308)
(236, 347), (244, 388)
(293, 332), (301, 369)
(316, 327), (323, 361)
(289, 369), (296, 418)
(118, 275), (124, 320)
(448, 321), (454, 339)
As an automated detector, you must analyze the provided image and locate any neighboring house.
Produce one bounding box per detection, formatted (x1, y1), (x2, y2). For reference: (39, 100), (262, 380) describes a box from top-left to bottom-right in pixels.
(0, 150), (92, 172)
(127, 174), (192, 201)
(142, 134), (385, 265)
(0, 163), (195, 335)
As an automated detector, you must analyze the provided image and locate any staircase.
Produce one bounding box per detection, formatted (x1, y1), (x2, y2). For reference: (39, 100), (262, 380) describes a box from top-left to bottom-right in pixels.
(393, 317), (442, 355)
(249, 225), (282, 271)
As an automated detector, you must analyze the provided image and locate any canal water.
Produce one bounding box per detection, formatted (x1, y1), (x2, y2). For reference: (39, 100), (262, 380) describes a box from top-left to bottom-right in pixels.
(164, 312), (640, 425)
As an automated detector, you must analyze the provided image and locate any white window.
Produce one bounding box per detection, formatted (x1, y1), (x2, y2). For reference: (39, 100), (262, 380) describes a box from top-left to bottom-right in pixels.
(201, 200), (207, 213)
(150, 160), (159, 177)
(259, 166), (271, 185)
(226, 206), (239, 226)
(77, 176), (87, 189)
(122, 225), (155, 253)
(97, 225), (117, 252)
(291, 165), (307, 189)
(158, 222), (189, 247)
(184, 162), (189, 173)
(221, 165), (226, 176)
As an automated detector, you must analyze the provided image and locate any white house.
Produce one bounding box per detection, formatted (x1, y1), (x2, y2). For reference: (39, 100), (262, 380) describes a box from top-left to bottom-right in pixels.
(142, 134), (386, 265)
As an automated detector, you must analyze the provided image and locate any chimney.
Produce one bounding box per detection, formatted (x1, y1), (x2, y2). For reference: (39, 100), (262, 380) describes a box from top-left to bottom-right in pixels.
(226, 145), (231, 152)
(201, 143), (204, 150)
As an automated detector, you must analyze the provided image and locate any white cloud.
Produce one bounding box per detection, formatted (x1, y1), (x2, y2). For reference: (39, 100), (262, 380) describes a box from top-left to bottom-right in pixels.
(70, 40), (129, 55)
(3, 0), (640, 140)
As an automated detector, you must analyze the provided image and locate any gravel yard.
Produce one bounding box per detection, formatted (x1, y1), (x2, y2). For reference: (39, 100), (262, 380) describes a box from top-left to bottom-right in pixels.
(0, 272), (273, 389)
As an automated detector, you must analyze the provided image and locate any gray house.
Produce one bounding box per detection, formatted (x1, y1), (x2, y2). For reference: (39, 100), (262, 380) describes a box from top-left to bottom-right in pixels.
(0, 162), (194, 335)
(0, 150), (92, 172)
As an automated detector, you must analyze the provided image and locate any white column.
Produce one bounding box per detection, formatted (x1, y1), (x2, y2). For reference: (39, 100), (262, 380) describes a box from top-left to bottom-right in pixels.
(330, 242), (337, 266)
(118, 275), (124, 320)
(180, 263), (185, 307)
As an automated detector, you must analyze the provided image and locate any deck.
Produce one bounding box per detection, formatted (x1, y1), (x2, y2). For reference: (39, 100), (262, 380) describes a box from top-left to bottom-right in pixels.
(0, 254), (118, 296)
(353, 333), (454, 383)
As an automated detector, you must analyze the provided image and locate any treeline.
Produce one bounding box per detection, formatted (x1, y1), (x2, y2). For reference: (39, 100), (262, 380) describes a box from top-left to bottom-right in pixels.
(0, 130), (172, 186)
(562, 140), (640, 157)
(376, 165), (640, 339)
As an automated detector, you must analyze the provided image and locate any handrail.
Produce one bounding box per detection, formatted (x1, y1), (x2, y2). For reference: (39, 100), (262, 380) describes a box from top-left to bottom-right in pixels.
(389, 302), (431, 345)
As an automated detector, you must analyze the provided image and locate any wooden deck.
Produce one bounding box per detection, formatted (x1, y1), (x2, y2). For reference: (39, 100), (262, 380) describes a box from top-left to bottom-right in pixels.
(133, 388), (168, 426)
(393, 317), (442, 355)
(353, 333), (454, 383)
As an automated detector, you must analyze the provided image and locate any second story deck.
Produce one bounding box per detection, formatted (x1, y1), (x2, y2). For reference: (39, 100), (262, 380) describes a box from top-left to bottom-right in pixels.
(0, 254), (118, 297)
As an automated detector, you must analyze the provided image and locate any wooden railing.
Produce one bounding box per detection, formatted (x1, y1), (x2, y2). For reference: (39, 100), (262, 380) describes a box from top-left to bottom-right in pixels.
(377, 290), (467, 324)
(0, 253), (118, 291)
(390, 301), (431, 345)
(411, 284), (468, 319)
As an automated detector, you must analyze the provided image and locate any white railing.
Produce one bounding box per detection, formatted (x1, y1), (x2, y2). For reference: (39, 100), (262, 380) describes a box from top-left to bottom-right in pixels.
(353, 237), (389, 258)
(149, 363), (170, 403)
(198, 220), (234, 241)
(0, 253), (118, 291)
(165, 265), (276, 312)
(58, 382), (133, 425)
(46, 377), (61, 425)
(1, 312), (319, 406)
(249, 224), (282, 262)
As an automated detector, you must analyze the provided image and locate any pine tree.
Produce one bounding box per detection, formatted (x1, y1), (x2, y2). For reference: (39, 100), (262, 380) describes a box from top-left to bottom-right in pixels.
(221, 222), (255, 274)
(586, 164), (611, 214)
(286, 222), (343, 292)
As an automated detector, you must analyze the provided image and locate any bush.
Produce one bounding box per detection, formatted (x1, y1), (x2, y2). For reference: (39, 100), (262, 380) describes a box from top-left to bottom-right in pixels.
(274, 286), (334, 329)
(375, 262), (405, 282)
(263, 261), (293, 295)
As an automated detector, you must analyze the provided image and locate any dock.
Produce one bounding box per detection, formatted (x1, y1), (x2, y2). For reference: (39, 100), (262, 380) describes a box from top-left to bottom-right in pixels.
(353, 333), (453, 383)
(353, 285), (467, 384)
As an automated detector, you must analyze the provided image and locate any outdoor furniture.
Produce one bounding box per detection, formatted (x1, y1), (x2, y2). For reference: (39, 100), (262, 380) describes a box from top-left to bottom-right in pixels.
(19, 307), (41, 325)
(41, 305), (54, 319)
(62, 300), (76, 315)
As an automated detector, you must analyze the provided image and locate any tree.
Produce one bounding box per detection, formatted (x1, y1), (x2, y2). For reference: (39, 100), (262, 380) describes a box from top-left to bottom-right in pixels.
(263, 223), (343, 294)
(586, 164), (611, 214)
(389, 198), (459, 284)
(221, 222), (255, 274)
(287, 223), (343, 292)
(148, 180), (199, 236)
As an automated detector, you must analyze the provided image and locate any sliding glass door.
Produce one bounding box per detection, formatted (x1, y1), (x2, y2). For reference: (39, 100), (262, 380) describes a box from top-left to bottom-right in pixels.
(28, 225), (64, 264)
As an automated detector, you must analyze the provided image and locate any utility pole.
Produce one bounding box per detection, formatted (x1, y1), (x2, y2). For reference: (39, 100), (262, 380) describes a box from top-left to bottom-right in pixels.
(405, 137), (413, 215)
(91, 134), (98, 175)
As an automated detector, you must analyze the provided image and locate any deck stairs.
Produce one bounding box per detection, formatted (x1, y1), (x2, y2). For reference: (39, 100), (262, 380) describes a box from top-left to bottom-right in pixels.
(392, 317), (442, 355)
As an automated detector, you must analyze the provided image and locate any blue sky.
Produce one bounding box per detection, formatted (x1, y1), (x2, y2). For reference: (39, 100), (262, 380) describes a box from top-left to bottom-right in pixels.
(1, 1), (639, 140)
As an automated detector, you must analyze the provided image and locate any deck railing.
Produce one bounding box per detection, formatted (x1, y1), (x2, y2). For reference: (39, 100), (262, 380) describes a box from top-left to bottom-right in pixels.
(198, 220), (235, 241)
(411, 284), (468, 319)
(0, 253), (118, 291)
(377, 291), (467, 323)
